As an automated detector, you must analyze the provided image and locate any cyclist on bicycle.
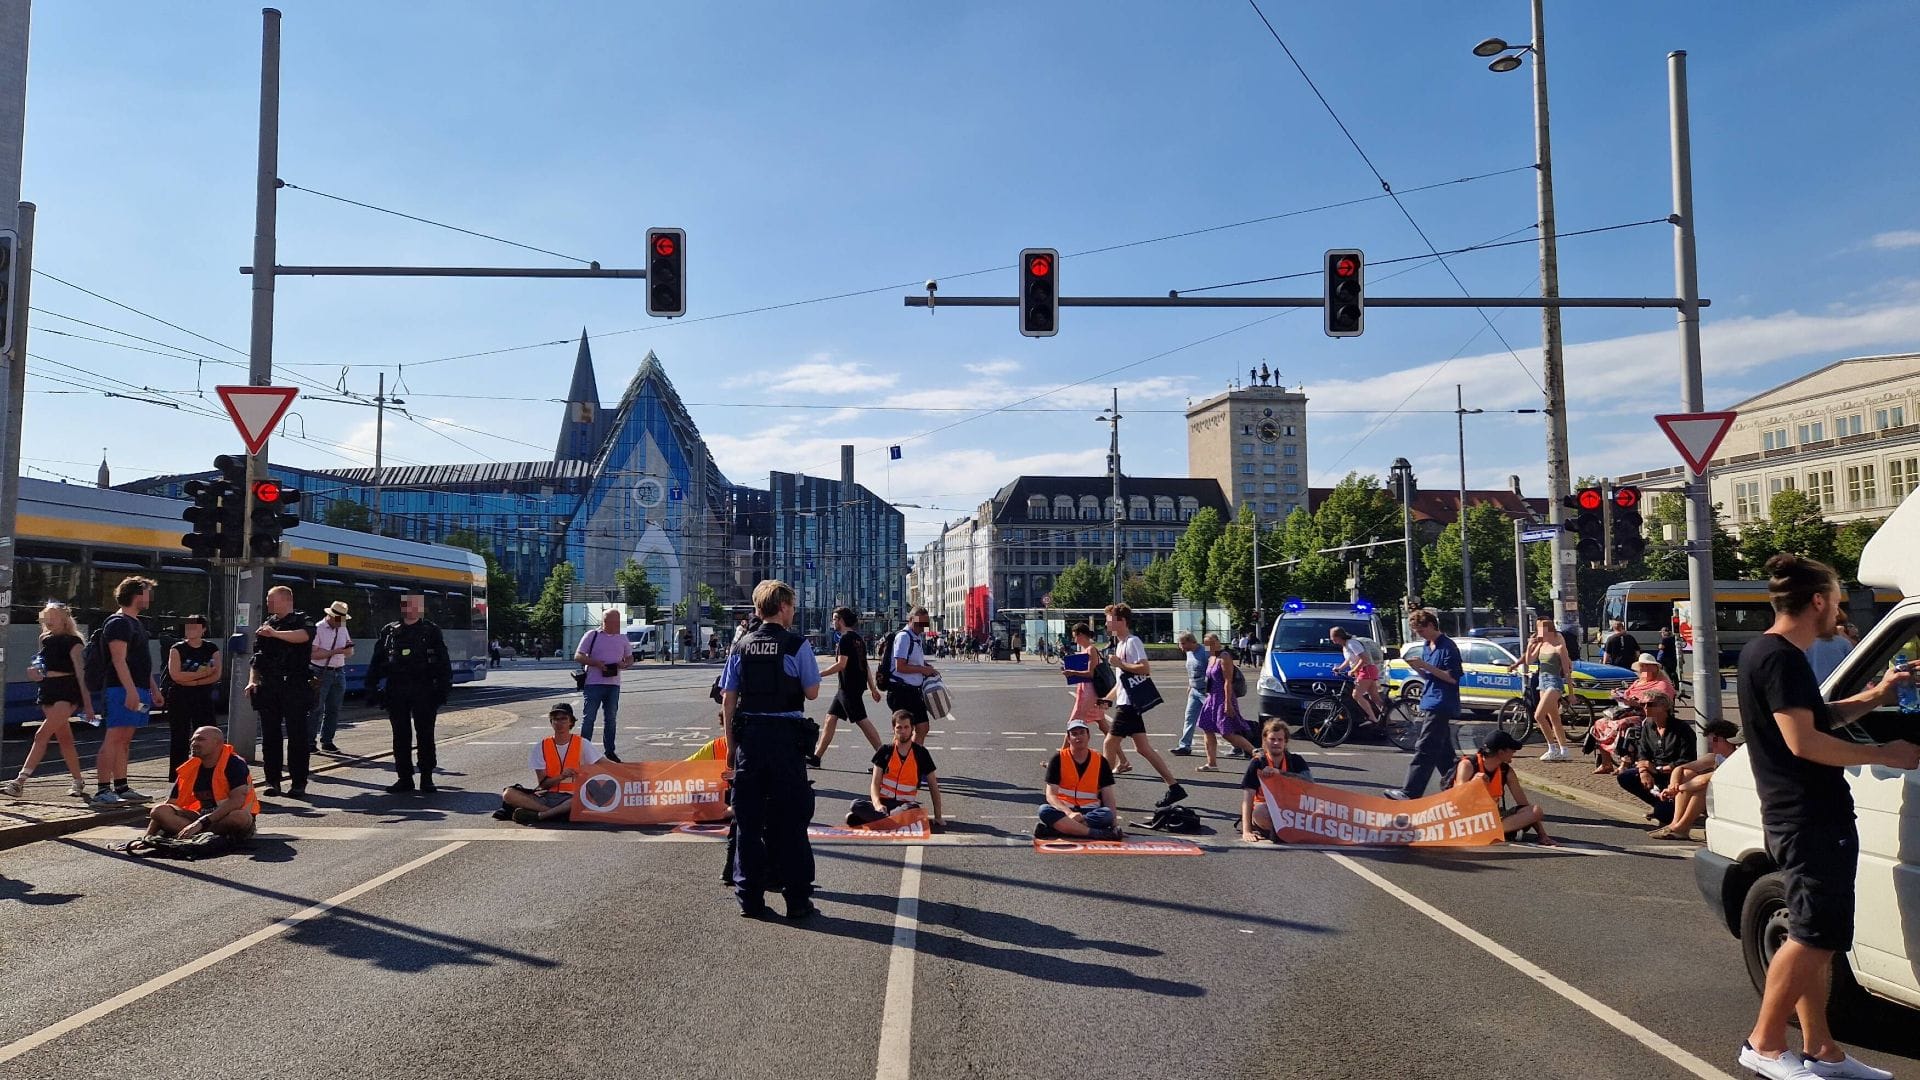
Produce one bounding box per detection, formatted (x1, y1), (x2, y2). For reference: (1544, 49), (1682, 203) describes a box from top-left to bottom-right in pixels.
(1452, 730), (1556, 845)
(1329, 626), (1384, 723)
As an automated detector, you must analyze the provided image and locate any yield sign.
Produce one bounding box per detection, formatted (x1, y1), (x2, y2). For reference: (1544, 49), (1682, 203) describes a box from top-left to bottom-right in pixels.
(215, 385), (300, 456)
(1654, 411), (1738, 475)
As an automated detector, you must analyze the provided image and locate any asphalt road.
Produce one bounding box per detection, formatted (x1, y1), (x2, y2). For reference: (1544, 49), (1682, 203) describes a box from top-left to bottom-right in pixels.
(1, 659), (1914, 1079)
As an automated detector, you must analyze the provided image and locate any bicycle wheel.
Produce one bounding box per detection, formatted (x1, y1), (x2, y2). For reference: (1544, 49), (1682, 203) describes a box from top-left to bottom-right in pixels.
(1496, 699), (1535, 744)
(1383, 701), (1422, 752)
(1301, 697), (1352, 748)
(1559, 695), (1595, 741)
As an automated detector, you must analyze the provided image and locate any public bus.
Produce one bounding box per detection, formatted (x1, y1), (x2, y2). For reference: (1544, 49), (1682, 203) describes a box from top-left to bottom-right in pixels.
(1601, 579), (1901, 669)
(4, 478), (489, 727)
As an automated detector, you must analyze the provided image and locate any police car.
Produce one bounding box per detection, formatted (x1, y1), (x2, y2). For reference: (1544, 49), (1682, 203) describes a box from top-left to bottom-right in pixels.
(1255, 600), (1385, 725)
(1384, 636), (1633, 717)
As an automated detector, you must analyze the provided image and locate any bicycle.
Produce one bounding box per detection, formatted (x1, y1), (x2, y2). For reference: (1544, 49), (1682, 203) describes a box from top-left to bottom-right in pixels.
(1492, 672), (1596, 746)
(1300, 678), (1420, 751)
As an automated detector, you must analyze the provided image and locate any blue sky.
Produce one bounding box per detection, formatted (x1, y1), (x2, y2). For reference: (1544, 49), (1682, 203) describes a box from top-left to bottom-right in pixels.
(18, 0), (1920, 548)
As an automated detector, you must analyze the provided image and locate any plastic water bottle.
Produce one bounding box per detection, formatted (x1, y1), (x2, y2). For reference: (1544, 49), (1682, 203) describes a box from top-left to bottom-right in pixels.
(1897, 653), (1920, 715)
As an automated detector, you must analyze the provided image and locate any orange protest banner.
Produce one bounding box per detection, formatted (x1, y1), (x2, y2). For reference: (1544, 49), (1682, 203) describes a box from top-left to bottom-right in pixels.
(1032, 837), (1204, 856)
(1258, 773), (1504, 847)
(809, 806), (930, 840)
(570, 759), (730, 825)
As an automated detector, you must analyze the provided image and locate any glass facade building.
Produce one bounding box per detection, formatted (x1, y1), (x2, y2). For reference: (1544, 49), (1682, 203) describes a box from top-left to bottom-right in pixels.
(768, 470), (907, 643)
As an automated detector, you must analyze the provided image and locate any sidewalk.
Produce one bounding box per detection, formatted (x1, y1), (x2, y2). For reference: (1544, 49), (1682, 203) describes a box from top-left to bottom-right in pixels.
(0, 700), (519, 851)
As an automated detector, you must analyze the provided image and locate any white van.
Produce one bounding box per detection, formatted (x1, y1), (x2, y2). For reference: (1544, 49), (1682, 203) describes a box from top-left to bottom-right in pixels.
(624, 623), (663, 660)
(1695, 486), (1920, 1015)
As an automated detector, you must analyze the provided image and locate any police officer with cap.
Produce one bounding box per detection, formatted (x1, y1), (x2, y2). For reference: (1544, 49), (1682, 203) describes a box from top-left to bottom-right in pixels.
(718, 579), (822, 919)
(365, 594), (452, 795)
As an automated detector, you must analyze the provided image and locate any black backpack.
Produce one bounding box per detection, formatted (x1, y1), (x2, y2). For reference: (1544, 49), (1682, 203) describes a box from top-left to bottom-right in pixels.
(83, 615), (133, 694)
(874, 629), (901, 693)
(1143, 805), (1203, 834)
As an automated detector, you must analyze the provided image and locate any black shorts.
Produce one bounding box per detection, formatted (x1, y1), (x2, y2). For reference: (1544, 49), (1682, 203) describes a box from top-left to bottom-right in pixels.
(37, 681), (83, 708)
(887, 685), (928, 727)
(1765, 824), (1859, 953)
(1110, 705), (1147, 738)
(829, 689), (868, 723)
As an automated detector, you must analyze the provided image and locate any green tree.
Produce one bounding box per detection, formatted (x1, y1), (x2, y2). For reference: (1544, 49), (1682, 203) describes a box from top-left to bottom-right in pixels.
(613, 559), (660, 618)
(529, 561), (576, 644)
(1832, 517), (1882, 582)
(323, 499), (374, 533)
(1275, 473), (1406, 607)
(1422, 502), (1521, 615)
(1208, 505), (1287, 628)
(1051, 559), (1113, 609)
(1739, 488), (1836, 570)
(1641, 492), (1743, 582)
(442, 529), (526, 644)
(1170, 506), (1223, 603)
(1125, 555), (1178, 609)
(672, 582), (721, 622)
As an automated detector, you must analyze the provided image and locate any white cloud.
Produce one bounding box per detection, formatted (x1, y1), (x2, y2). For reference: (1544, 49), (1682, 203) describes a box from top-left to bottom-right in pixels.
(1869, 230), (1920, 251)
(963, 359), (1021, 377)
(725, 360), (899, 395)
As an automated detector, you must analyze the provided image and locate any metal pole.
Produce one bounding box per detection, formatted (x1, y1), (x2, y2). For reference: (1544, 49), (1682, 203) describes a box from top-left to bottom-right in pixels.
(372, 370), (384, 534)
(1457, 385), (1474, 630)
(0, 1), (30, 759)
(1395, 459), (1416, 642)
(1670, 50), (1719, 723)
(1251, 517), (1261, 632)
(1531, 0), (1577, 644)
(1514, 518), (1528, 634)
(1108, 387), (1123, 605)
(231, 6), (281, 758)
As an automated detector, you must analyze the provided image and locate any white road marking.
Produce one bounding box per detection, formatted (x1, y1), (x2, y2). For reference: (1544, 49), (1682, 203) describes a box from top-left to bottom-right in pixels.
(1326, 852), (1736, 1080)
(67, 826), (1013, 847)
(0, 840), (469, 1066)
(873, 846), (924, 1080)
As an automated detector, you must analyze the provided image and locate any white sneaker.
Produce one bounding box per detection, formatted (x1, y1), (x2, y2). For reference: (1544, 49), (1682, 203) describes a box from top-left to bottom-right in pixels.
(1739, 1044), (1820, 1080)
(2, 777), (21, 798)
(90, 789), (123, 807)
(1804, 1053), (1894, 1079)
(67, 782), (88, 798)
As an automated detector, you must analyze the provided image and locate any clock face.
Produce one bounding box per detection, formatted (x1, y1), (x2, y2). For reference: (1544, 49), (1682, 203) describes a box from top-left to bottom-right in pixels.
(635, 478), (665, 508)
(1257, 420), (1280, 444)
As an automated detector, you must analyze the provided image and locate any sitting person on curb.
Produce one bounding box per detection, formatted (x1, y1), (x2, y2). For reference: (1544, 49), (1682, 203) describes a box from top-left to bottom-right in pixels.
(1453, 730), (1556, 845)
(846, 710), (947, 829)
(1240, 718), (1315, 843)
(1036, 719), (1123, 841)
(497, 702), (602, 826)
(1650, 718), (1740, 840)
(142, 725), (260, 844)
(1618, 690), (1697, 825)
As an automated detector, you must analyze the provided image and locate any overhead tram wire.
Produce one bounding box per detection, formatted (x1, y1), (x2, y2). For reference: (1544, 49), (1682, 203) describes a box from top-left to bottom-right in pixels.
(1244, 0), (1542, 390)
(278, 181), (598, 266)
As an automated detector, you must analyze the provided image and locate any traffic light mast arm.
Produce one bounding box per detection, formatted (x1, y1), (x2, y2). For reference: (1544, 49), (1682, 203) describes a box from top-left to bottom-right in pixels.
(903, 295), (1708, 309)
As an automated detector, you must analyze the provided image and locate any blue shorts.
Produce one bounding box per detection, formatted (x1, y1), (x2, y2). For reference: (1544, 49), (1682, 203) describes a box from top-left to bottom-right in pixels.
(1039, 805), (1115, 829)
(103, 687), (152, 729)
(1536, 672), (1567, 693)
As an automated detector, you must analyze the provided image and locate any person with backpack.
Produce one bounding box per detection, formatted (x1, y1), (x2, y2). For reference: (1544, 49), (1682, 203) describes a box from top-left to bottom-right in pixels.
(91, 576), (163, 805)
(882, 607), (938, 744)
(1101, 604), (1188, 809)
(1452, 730), (1555, 845)
(1239, 718), (1315, 842)
(1195, 633), (1257, 771)
(1329, 626), (1385, 725)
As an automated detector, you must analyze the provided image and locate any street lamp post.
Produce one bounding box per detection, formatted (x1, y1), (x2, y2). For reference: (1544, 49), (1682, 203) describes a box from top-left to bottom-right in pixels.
(1456, 384), (1483, 631)
(1390, 457), (1416, 642)
(1097, 389), (1123, 605)
(1475, 0), (1574, 634)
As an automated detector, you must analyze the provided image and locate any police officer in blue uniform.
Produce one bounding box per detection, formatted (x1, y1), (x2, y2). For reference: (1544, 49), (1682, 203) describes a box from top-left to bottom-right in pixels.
(718, 580), (822, 919)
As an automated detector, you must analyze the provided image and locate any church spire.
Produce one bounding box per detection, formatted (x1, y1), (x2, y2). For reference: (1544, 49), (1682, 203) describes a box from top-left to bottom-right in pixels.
(564, 328), (599, 406)
(555, 329), (607, 462)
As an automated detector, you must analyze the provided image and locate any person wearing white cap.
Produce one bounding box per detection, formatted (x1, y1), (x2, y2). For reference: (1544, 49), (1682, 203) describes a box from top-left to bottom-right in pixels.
(1036, 719), (1122, 841)
(308, 601), (354, 753)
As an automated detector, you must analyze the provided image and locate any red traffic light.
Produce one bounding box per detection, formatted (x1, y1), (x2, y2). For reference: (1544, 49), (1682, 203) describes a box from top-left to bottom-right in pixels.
(653, 234), (676, 258)
(1613, 485), (1641, 509)
(1575, 488), (1603, 512)
(252, 480), (282, 504)
(1334, 256), (1358, 278)
(1028, 254), (1052, 277)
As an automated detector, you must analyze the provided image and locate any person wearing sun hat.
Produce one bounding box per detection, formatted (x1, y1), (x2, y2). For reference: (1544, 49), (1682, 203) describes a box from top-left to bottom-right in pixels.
(1036, 719), (1122, 841)
(308, 601), (355, 753)
(496, 702), (602, 825)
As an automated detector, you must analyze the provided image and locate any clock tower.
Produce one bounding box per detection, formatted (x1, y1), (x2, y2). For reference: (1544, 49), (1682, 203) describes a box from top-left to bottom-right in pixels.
(1185, 373), (1310, 525)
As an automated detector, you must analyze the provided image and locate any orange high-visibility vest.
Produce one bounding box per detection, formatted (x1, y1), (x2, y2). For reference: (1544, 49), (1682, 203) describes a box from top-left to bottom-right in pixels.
(686, 736), (729, 762)
(542, 735), (583, 794)
(1465, 752), (1506, 802)
(879, 746), (921, 801)
(173, 745), (260, 816)
(1055, 749), (1103, 808)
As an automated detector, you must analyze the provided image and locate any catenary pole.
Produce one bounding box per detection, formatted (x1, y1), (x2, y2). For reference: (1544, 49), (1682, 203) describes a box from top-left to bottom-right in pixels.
(1669, 50), (1719, 723)
(1107, 388), (1122, 606)
(1457, 384), (1474, 631)
(0, 0), (29, 753)
(1527, 0), (1578, 645)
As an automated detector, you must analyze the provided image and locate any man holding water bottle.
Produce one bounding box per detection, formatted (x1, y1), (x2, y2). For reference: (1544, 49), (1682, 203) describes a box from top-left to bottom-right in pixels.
(1733, 554), (1918, 1080)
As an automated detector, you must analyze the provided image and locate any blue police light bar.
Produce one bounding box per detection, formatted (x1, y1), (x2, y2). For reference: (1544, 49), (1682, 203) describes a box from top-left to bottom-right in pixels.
(1352, 600), (1374, 615)
(1283, 598), (1305, 613)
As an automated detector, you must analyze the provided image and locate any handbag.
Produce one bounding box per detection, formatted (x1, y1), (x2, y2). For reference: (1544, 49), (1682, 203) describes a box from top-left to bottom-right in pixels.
(1121, 672), (1164, 713)
(572, 630), (597, 690)
(1091, 659), (1116, 697)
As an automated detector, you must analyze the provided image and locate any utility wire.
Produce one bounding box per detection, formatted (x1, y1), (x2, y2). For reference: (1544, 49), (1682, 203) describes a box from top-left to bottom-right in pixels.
(280, 181), (597, 265)
(1244, 0), (1543, 392)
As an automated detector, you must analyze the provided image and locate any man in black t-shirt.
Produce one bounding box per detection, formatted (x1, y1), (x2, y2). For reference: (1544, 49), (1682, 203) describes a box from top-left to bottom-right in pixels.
(1601, 620), (1640, 670)
(1616, 692), (1696, 824)
(810, 607), (881, 768)
(1733, 555), (1917, 1080)
(846, 711), (946, 827)
(247, 585), (314, 798)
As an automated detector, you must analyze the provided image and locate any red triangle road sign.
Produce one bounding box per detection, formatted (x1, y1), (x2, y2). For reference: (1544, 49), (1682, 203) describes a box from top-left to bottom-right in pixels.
(1654, 411), (1738, 475)
(215, 385), (300, 456)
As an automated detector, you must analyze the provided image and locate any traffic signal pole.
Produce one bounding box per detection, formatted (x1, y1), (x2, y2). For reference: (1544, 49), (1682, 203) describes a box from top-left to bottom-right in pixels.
(1669, 51), (1720, 723)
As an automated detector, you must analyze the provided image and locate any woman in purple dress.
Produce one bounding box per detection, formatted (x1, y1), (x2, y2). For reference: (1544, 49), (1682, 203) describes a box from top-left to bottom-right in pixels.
(1196, 633), (1258, 771)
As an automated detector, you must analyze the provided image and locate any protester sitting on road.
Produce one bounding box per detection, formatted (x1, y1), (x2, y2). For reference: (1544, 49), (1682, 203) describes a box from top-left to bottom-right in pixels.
(1240, 718), (1314, 843)
(846, 710), (947, 829)
(1590, 654), (1677, 775)
(497, 702), (601, 825)
(143, 725), (260, 843)
(1617, 690), (1697, 824)
(1650, 719), (1740, 841)
(1452, 730), (1555, 845)
(1037, 719), (1122, 841)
